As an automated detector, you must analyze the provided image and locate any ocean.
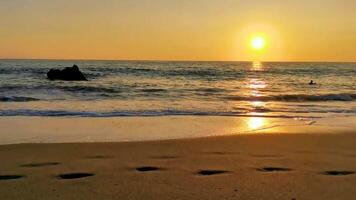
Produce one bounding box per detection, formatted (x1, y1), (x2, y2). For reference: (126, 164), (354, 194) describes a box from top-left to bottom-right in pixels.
(0, 60), (355, 119)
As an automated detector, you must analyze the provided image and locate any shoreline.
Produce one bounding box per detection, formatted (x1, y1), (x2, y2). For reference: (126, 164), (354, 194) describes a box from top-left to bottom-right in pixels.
(1, 129), (356, 147)
(1, 130), (355, 148)
(0, 115), (355, 145)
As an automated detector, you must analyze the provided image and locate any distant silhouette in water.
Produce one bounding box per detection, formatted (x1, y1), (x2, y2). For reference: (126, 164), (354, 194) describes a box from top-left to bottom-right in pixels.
(309, 80), (316, 85)
(47, 65), (87, 81)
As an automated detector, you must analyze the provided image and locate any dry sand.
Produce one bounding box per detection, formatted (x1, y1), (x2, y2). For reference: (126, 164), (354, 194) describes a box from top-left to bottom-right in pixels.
(1, 132), (356, 200)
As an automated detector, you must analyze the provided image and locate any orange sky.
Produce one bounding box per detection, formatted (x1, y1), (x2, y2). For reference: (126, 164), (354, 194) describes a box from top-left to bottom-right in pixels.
(1, 0), (356, 61)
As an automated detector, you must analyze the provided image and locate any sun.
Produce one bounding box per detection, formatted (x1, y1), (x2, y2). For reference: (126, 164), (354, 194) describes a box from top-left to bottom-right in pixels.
(251, 36), (265, 50)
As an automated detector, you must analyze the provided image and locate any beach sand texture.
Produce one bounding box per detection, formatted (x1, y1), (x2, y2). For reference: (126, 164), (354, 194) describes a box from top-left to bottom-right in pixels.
(1, 133), (356, 200)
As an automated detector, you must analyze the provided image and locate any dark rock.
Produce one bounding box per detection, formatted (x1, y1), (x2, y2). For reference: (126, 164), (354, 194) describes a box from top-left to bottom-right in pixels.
(47, 65), (87, 81)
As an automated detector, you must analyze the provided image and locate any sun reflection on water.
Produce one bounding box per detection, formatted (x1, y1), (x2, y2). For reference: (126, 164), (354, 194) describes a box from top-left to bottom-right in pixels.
(246, 62), (268, 130)
(252, 61), (263, 71)
(248, 117), (265, 130)
(249, 61), (267, 99)
(249, 79), (266, 90)
(251, 101), (263, 107)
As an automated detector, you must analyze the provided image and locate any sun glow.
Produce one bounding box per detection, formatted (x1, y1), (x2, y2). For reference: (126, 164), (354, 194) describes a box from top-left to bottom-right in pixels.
(248, 117), (265, 130)
(251, 36), (265, 50)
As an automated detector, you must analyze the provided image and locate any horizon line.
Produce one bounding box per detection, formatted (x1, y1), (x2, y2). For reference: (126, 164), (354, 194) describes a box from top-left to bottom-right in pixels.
(0, 58), (356, 63)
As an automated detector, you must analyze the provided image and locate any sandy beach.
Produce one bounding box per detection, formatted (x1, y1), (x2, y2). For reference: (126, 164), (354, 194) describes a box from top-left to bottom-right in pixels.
(1, 126), (356, 200)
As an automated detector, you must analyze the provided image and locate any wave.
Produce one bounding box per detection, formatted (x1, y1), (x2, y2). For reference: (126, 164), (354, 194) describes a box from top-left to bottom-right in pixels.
(223, 93), (356, 102)
(0, 84), (121, 94)
(194, 88), (226, 93)
(0, 109), (323, 118)
(57, 85), (119, 93)
(0, 96), (40, 102)
(140, 88), (167, 93)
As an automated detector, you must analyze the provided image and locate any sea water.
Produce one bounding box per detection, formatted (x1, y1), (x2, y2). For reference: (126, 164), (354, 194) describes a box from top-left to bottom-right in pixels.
(0, 60), (355, 118)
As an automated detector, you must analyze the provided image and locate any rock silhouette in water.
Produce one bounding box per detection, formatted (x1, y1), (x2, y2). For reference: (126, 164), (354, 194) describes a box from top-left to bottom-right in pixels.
(47, 65), (87, 81)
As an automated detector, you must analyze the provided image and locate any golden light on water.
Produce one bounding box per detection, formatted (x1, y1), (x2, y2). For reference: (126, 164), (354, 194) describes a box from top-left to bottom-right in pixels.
(249, 79), (266, 89)
(246, 61), (268, 131)
(249, 77), (266, 98)
(251, 101), (264, 107)
(252, 61), (263, 70)
(248, 117), (265, 130)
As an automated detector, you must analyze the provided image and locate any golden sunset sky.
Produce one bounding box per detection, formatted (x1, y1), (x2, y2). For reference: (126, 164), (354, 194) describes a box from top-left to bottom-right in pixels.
(1, 0), (356, 61)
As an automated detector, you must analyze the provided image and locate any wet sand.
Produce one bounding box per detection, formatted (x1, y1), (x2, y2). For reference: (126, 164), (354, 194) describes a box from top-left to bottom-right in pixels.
(0, 116), (355, 144)
(1, 132), (356, 200)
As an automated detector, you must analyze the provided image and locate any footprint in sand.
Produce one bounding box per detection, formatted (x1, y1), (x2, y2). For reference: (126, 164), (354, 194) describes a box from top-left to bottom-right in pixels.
(207, 152), (234, 155)
(257, 167), (292, 172)
(57, 173), (94, 179)
(322, 171), (355, 176)
(84, 155), (113, 159)
(0, 175), (24, 180)
(136, 166), (162, 172)
(196, 170), (230, 176)
(21, 162), (61, 168)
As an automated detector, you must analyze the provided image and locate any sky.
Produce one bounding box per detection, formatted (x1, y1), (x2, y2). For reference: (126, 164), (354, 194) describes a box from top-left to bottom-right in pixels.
(1, 0), (356, 61)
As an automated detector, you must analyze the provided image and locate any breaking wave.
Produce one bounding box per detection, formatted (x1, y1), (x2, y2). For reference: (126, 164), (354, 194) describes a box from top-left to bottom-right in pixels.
(224, 93), (356, 102)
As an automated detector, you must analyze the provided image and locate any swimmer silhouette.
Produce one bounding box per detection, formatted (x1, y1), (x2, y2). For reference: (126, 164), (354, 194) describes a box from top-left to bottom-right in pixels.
(309, 80), (316, 85)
